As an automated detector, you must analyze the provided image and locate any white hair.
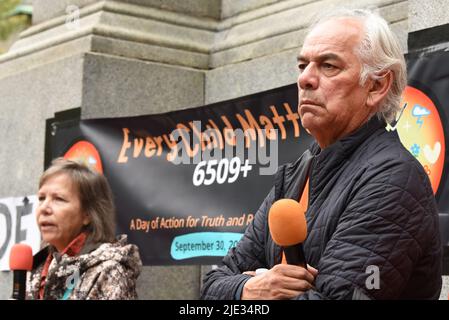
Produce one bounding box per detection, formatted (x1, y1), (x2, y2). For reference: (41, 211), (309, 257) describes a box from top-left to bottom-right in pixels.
(309, 8), (407, 125)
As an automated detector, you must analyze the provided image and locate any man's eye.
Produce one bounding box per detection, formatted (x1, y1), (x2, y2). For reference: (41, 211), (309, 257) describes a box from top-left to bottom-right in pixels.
(298, 63), (307, 71)
(38, 196), (45, 202)
(321, 63), (340, 76)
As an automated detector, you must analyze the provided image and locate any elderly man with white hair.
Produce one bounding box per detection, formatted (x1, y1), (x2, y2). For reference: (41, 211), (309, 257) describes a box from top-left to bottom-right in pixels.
(201, 8), (442, 300)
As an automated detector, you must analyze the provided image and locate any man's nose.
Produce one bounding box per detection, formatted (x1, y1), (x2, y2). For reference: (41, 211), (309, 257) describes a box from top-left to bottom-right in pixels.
(297, 64), (319, 90)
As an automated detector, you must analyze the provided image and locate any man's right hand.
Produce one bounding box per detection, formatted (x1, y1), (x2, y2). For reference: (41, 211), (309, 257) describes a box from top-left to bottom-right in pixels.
(241, 264), (318, 300)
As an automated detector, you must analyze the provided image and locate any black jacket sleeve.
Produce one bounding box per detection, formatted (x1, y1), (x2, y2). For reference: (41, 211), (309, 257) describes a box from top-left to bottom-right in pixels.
(297, 161), (441, 300)
(200, 187), (276, 300)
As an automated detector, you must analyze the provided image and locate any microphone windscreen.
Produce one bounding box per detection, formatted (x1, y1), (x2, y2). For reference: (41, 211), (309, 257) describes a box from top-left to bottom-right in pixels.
(9, 244), (33, 271)
(268, 199), (307, 246)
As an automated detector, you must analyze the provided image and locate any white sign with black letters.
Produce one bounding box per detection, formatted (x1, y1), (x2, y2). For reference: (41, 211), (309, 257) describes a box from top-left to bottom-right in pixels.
(0, 195), (41, 271)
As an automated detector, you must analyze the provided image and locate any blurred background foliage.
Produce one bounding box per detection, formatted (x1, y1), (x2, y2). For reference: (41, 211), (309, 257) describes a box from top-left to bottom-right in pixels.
(0, 0), (31, 53)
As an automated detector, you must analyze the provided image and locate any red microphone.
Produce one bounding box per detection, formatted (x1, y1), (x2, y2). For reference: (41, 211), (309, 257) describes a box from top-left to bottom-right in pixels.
(9, 244), (33, 300)
(268, 199), (308, 267)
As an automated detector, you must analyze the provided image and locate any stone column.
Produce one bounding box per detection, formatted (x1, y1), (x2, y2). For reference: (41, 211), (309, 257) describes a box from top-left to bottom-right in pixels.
(0, 0), (216, 299)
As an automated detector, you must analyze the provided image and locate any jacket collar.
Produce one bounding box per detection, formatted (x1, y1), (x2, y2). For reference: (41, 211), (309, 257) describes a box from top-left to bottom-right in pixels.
(308, 116), (386, 201)
(32, 236), (103, 268)
(311, 116), (386, 159)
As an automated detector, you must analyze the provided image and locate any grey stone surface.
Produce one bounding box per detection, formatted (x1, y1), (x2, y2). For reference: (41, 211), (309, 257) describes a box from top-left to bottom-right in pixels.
(81, 53), (205, 119)
(9, 1), (217, 71)
(205, 48), (299, 105)
(32, 0), (223, 25)
(221, 0), (279, 19)
(409, 0), (449, 32)
(32, 0), (99, 24)
(0, 35), (92, 80)
(211, 24), (308, 69)
(119, 0), (222, 19)
(90, 35), (210, 69)
(96, 9), (214, 56)
(0, 272), (12, 300)
(10, 11), (101, 53)
(137, 265), (201, 299)
(0, 54), (84, 198)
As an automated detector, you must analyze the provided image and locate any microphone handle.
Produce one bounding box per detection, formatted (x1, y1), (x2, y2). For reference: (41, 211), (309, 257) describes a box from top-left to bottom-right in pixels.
(283, 244), (307, 268)
(12, 270), (27, 300)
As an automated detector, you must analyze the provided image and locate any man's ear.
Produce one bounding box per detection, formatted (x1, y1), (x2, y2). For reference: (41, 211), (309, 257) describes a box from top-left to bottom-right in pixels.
(366, 70), (393, 109)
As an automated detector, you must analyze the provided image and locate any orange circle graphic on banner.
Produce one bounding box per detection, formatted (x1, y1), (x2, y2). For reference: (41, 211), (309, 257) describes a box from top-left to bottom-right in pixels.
(396, 86), (445, 194)
(64, 140), (103, 174)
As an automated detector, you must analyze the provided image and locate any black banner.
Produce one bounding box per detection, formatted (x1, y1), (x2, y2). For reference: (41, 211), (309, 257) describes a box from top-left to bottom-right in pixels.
(404, 51), (449, 208)
(50, 84), (314, 265)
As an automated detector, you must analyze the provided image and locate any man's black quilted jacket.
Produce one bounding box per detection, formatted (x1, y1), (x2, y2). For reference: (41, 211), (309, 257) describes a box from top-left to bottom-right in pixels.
(201, 117), (442, 300)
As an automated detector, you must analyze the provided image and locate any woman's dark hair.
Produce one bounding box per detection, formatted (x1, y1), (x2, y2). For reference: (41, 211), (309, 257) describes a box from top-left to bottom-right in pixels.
(39, 157), (116, 243)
